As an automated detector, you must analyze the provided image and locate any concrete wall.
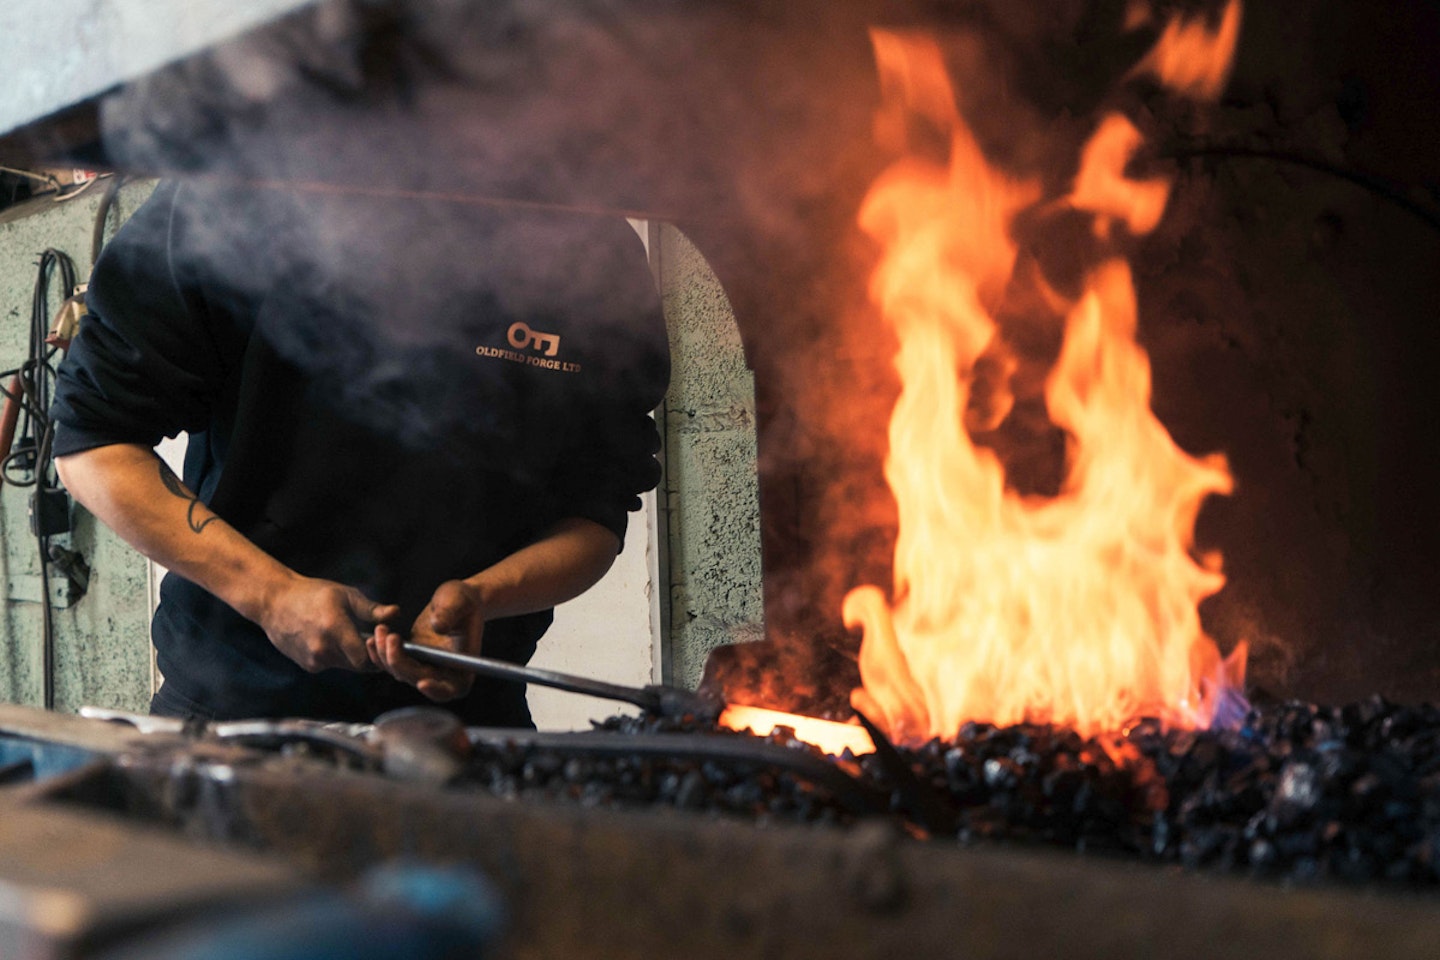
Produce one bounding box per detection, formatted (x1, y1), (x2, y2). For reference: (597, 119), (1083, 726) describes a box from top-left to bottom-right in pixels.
(659, 226), (764, 689)
(0, 179), (156, 712)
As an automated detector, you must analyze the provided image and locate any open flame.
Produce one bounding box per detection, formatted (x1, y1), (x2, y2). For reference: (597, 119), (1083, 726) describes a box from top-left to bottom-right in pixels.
(843, 3), (1247, 744)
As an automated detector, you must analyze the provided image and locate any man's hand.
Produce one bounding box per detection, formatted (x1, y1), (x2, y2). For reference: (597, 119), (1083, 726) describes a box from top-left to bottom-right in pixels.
(56, 444), (408, 678)
(369, 580), (484, 702)
(369, 519), (618, 704)
(260, 575), (400, 673)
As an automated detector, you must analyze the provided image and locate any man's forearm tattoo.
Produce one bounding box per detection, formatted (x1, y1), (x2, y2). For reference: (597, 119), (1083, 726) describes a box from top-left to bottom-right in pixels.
(157, 461), (219, 534)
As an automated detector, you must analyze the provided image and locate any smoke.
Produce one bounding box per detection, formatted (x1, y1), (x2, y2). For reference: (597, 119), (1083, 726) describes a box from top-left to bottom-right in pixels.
(726, 1), (1254, 678)
(90, 0), (1248, 631)
(92, 1), (718, 452)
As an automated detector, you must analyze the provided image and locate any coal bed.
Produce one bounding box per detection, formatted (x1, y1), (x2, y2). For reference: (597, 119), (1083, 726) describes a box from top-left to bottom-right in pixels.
(450, 699), (1440, 891)
(12, 702), (1440, 959)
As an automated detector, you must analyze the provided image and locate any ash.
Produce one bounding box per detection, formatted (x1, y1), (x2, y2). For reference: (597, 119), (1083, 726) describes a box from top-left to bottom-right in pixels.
(455, 698), (1440, 889)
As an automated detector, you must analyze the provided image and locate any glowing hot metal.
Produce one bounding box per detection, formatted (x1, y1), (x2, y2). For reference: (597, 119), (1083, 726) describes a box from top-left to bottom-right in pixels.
(719, 704), (876, 757)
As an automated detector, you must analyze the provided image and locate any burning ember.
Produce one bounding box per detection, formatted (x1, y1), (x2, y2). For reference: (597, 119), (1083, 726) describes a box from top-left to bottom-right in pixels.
(843, 2), (1248, 743)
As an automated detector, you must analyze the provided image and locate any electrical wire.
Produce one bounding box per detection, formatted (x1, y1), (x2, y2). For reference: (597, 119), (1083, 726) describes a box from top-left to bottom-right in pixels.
(92, 174), (125, 268)
(2, 248), (77, 710)
(52, 176), (102, 204)
(0, 168), (109, 211)
(1163, 142), (1440, 236)
(0, 165), (59, 188)
(2, 249), (73, 487)
(39, 498), (55, 710)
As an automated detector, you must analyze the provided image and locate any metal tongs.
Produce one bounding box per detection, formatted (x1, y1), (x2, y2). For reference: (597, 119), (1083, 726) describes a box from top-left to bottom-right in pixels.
(401, 643), (724, 723)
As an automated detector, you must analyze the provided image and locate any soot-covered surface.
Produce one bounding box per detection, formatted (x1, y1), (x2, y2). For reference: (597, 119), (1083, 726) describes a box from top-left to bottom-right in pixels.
(456, 698), (1440, 891)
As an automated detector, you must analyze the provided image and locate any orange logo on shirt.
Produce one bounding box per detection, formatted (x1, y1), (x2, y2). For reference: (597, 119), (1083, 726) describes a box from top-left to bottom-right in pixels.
(477, 322), (581, 373)
(507, 321), (561, 357)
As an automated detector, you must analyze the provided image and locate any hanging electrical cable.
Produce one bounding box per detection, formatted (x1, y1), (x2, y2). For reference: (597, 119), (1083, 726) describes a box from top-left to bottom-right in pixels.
(0, 247), (80, 709)
(2, 248), (74, 484)
(91, 174), (125, 268)
(0, 168), (108, 216)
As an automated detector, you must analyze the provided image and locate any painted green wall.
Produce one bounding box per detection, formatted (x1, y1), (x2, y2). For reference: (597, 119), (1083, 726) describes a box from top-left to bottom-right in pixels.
(0, 180), (156, 712)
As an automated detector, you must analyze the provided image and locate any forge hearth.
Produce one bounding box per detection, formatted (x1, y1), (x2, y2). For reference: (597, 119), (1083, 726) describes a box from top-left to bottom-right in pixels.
(7, 703), (1440, 959)
(398, 701), (1440, 890)
(37, 695), (1440, 895)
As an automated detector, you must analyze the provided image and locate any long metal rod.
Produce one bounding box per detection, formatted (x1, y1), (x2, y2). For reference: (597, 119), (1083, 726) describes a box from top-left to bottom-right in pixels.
(185, 174), (712, 226)
(401, 644), (662, 713)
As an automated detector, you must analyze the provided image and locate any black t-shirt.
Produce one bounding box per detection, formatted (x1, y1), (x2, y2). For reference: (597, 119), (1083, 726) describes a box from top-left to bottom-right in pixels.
(51, 181), (669, 725)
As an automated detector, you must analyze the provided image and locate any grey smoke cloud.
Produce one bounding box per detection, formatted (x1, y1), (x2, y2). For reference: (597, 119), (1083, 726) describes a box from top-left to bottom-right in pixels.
(85, 0), (1239, 623)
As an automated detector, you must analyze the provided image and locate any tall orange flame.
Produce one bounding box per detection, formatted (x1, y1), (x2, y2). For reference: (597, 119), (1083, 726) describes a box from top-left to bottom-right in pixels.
(1135, 0), (1243, 101)
(845, 8), (1246, 744)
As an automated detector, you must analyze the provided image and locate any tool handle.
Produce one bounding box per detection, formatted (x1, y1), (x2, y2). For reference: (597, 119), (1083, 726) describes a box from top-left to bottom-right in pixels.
(0, 374), (22, 463)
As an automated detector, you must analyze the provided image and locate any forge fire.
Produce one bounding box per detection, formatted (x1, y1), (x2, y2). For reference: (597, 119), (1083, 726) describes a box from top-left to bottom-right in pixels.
(684, 0), (1440, 891)
(844, 3), (1247, 744)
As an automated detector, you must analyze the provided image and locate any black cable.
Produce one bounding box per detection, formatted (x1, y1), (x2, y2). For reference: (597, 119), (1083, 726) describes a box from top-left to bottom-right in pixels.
(91, 174), (124, 269)
(1162, 142), (1440, 236)
(4, 250), (72, 486)
(33, 418), (64, 712)
(37, 251), (71, 712)
(39, 520), (55, 710)
(8, 248), (77, 710)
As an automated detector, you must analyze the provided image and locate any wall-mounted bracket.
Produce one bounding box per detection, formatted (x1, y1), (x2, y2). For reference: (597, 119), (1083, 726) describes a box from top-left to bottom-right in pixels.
(6, 573), (83, 609)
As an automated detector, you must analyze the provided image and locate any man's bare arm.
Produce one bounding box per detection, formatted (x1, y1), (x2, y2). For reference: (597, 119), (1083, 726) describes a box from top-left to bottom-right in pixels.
(370, 517), (620, 701)
(55, 443), (397, 672)
(462, 517), (620, 620)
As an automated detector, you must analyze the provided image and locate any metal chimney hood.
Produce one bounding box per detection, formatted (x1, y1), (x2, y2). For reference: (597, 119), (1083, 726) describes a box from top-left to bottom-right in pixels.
(0, 0), (319, 152)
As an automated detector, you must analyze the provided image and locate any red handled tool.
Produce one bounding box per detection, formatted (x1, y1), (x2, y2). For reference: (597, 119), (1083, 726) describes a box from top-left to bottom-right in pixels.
(0, 374), (22, 468)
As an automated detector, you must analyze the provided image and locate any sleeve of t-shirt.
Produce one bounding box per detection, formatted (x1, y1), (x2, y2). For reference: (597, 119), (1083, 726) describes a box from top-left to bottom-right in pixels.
(545, 222), (671, 550)
(51, 181), (231, 458)
(555, 400), (666, 549)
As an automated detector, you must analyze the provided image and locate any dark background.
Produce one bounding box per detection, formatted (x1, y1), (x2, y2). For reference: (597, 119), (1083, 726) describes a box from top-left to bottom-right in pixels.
(1136, 0), (1440, 703)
